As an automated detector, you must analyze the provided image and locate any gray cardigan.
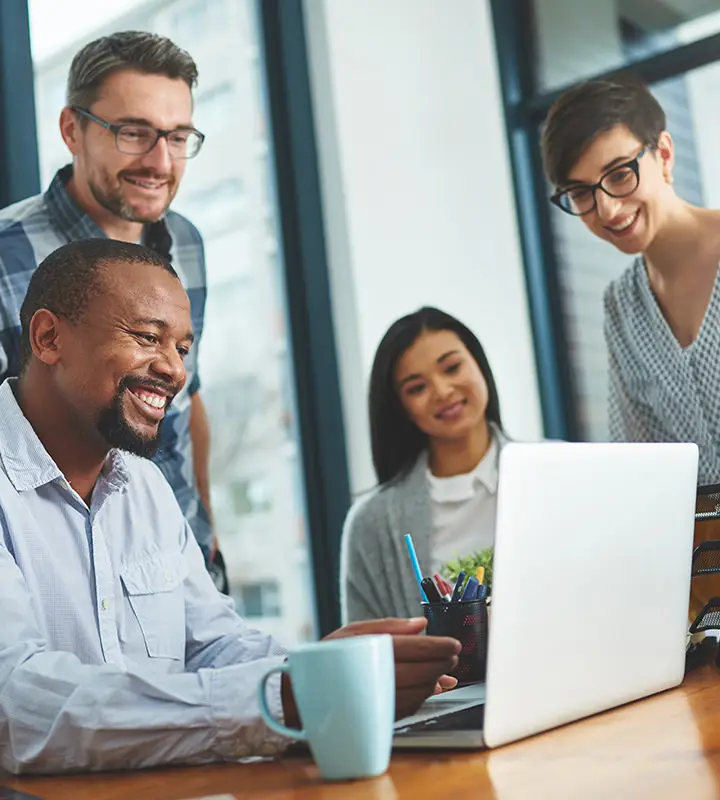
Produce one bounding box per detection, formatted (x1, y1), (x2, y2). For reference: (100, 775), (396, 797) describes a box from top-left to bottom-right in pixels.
(340, 455), (433, 624)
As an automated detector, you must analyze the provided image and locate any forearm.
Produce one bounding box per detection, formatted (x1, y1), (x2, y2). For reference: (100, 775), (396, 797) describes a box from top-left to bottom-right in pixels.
(1, 648), (289, 774)
(189, 391), (213, 524)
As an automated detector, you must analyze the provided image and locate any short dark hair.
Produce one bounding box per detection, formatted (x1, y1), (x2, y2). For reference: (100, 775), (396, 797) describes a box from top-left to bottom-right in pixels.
(368, 306), (503, 486)
(541, 75), (666, 187)
(20, 239), (178, 372)
(67, 31), (198, 113)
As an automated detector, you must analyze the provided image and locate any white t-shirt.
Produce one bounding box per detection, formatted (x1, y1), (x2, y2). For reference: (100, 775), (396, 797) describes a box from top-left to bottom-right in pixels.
(427, 432), (500, 576)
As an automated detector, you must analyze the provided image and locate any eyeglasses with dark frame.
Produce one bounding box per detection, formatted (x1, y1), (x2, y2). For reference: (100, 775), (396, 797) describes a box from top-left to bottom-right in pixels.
(550, 145), (652, 217)
(71, 106), (205, 160)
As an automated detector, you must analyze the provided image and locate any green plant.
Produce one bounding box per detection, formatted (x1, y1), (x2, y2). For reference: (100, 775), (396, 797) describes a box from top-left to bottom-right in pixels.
(440, 547), (494, 592)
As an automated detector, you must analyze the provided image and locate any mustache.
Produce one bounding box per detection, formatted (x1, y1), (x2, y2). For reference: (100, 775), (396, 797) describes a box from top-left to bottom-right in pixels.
(119, 169), (174, 182)
(120, 375), (179, 404)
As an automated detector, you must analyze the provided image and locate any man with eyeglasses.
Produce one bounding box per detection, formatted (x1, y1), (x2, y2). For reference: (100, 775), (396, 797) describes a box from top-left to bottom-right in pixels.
(541, 75), (720, 485)
(0, 31), (226, 582)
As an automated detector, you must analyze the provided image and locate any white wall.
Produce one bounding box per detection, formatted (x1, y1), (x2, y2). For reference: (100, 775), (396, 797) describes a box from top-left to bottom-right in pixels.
(304, 0), (543, 495)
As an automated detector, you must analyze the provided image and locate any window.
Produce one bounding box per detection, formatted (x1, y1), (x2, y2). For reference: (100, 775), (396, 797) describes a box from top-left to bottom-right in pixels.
(236, 581), (281, 618)
(492, 0), (720, 441)
(531, 1), (720, 90)
(28, 0), (318, 645)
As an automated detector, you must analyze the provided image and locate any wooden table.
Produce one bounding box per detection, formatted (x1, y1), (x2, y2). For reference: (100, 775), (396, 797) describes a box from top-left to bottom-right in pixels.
(4, 655), (720, 800)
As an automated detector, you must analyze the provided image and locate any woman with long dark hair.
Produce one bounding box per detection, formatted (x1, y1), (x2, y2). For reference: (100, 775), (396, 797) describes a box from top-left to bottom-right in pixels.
(340, 307), (507, 622)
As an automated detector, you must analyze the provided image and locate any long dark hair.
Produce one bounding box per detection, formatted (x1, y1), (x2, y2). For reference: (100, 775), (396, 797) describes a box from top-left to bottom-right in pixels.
(369, 307), (503, 486)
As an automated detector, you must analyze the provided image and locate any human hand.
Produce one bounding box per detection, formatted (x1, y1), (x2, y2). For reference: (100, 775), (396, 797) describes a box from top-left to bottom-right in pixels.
(324, 617), (460, 719)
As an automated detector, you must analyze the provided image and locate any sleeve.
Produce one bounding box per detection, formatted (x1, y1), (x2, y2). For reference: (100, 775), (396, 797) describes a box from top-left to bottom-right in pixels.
(340, 495), (388, 624)
(0, 521), (291, 775)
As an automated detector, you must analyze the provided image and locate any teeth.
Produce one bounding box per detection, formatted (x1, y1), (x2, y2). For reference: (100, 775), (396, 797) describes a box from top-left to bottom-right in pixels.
(126, 177), (163, 189)
(609, 212), (638, 231)
(135, 391), (166, 409)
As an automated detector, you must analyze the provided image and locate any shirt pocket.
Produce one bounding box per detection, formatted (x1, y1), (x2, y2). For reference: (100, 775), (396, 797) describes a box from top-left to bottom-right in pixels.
(121, 552), (188, 660)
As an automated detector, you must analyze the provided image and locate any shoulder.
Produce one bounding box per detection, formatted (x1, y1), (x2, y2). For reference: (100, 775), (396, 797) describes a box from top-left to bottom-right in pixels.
(603, 259), (643, 319)
(345, 460), (426, 536)
(165, 210), (204, 248)
(0, 194), (49, 254)
(121, 453), (181, 507)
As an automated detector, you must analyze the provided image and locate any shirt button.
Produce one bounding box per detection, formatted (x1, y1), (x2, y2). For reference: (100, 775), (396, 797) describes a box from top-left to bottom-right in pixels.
(164, 571), (171, 583)
(101, 598), (109, 611)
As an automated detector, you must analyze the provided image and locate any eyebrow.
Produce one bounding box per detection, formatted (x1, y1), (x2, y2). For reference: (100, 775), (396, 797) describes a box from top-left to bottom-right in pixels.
(132, 317), (195, 344)
(561, 153), (637, 188)
(397, 350), (461, 387)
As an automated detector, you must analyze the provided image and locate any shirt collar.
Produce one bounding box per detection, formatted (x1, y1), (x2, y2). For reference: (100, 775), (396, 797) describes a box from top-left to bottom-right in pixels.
(45, 165), (108, 242)
(426, 424), (503, 503)
(0, 379), (131, 493)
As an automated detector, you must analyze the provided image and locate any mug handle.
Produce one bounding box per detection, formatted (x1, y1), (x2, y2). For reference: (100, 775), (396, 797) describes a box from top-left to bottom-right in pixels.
(258, 663), (307, 741)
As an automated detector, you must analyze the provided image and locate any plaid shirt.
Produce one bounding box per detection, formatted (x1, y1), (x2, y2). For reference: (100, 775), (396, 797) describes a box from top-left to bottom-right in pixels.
(0, 165), (212, 557)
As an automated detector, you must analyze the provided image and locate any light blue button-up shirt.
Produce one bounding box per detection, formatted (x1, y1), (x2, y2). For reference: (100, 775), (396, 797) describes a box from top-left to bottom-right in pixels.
(0, 380), (288, 774)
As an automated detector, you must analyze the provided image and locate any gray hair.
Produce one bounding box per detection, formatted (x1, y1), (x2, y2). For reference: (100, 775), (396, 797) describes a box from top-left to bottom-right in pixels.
(67, 31), (198, 112)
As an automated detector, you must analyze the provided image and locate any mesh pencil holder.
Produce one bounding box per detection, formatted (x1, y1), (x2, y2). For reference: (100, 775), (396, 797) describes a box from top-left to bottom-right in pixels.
(422, 598), (488, 685)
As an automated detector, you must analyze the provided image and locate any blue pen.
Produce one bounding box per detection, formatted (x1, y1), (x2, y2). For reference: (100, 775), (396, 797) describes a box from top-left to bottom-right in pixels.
(404, 534), (428, 602)
(461, 576), (479, 601)
(477, 583), (488, 601)
(450, 571), (466, 603)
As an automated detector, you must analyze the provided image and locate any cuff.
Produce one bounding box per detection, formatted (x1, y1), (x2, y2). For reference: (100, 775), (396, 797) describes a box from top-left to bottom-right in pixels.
(209, 656), (292, 761)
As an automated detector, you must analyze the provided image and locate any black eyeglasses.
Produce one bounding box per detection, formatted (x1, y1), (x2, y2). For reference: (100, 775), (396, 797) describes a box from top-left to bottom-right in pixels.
(71, 106), (205, 160)
(550, 146), (651, 216)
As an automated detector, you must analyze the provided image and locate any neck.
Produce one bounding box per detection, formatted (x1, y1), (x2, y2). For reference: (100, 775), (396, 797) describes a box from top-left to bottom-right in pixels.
(17, 372), (108, 503)
(428, 419), (492, 477)
(644, 199), (710, 279)
(66, 170), (144, 243)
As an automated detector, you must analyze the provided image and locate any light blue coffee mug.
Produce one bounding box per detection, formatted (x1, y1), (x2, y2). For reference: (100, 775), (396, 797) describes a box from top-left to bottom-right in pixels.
(258, 634), (395, 781)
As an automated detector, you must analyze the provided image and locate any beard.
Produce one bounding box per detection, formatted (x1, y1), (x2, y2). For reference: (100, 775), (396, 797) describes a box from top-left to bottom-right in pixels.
(96, 377), (176, 459)
(88, 167), (177, 224)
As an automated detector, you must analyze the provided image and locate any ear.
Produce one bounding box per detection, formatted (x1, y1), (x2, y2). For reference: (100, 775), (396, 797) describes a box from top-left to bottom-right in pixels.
(656, 130), (675, 184)
(29, 309), (64, 367)
(59, 106), (83, 156)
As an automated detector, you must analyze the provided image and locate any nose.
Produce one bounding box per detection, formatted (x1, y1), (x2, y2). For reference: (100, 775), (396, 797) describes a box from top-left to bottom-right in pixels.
(595, 190), (623, 223)
(150, 344), (186, 389)
(431, 374), (454, 400)
(140, 135), (173, 174)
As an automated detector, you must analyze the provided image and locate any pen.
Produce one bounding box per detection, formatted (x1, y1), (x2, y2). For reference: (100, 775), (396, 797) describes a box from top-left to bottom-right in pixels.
(404, 534), (428, 602)
(421, 576), (444, 604)
(475, 566), (485, 585)
(461, 576), (479, 601)
(477, 583), (488, 601)
(450, 571), (466, 603)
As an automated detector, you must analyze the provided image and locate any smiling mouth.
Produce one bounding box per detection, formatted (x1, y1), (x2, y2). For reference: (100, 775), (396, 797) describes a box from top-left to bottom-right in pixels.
(605, 209), (640, 235)
(435, 399), (467, 420)
(123, 176), (168, 191)
(127, 387), (169, 421)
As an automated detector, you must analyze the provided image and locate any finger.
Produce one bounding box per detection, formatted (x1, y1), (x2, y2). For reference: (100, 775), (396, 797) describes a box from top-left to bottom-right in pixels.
(396, 687), (443, 719)
(325, 617), (428, 640)
(395, 655), (459, 690)
(392, 634), (461, 662)
(437, 674), (458, 690)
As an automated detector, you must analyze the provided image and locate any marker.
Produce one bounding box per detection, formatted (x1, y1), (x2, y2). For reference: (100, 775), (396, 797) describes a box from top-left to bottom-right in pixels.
(450, 571), (466, 603)
(404, 534), (428, 602)
(475, 566), (485, 585)
(461, 576), (479, 601)
(433, 573), (452, 600)
(421, 576), (443, 604)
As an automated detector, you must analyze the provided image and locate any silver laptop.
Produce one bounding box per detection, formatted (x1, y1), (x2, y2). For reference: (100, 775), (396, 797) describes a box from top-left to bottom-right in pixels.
(394, 441), (699, 749)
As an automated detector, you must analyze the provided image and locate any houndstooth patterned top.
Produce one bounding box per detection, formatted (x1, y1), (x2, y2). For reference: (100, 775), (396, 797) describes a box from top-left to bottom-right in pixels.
(604, 258), (720, 485)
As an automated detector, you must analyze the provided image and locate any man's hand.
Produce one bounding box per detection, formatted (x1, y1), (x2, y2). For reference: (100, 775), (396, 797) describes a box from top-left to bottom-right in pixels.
(324, 617), (461, 719)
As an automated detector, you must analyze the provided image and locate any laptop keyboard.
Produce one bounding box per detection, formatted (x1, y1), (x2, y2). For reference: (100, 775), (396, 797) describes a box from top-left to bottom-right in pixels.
(394, 702), (485, 733)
